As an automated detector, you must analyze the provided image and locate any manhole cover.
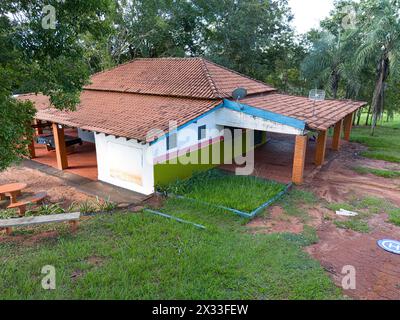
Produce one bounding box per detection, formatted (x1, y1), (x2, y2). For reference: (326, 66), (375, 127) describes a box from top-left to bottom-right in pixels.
(377, 239), (400, 255)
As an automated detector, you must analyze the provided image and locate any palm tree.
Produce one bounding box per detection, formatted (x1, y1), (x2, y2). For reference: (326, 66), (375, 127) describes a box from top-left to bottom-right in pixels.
(301, 31), (347, 99)
(355, 0), (400, 135)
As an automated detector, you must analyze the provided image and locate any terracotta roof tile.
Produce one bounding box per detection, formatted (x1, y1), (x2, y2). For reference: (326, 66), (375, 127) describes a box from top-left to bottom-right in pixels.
(18, 58), (367, 140)
(84, 58), (276, 99)
(18, 92), (219, 142)
(241, 93), (367, 130)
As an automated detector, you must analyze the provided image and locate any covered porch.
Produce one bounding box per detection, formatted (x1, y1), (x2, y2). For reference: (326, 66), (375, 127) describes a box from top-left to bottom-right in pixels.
(220, 132), (348, 184)
(217, 98), (358, 185)
(28, 121), (98, 181)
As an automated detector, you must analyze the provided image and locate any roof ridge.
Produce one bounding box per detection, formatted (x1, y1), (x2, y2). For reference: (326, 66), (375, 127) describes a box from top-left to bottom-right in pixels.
(83, 88), (221, 101)
(204, 59), (276, 92)
(199, 58), (222, 99)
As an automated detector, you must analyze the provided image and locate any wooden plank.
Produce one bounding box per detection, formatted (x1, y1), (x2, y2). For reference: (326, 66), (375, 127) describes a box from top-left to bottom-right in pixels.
(315, 130), (327, 166)
(0, 212), (80, 228)
(343, 113), (354, 141)
(332, 120), (343, 151)
(52, 123), (68, 170)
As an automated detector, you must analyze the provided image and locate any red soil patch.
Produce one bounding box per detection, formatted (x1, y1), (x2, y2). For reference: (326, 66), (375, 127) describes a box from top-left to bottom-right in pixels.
(0, 165), (95, 208)
(247, 206), (304, 234)
(248, 142), (400, 300)
(306, 217), (400, 300)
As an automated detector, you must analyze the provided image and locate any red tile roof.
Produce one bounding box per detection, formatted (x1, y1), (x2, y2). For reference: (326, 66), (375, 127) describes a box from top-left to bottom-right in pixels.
(84, 58), (276, 99)
(241, 93), (366, 130)
(18, 91), (219, 142)
(18, 58), (367, 141)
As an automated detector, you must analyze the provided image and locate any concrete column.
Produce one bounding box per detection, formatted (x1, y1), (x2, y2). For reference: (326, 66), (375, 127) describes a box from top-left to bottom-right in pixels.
(332, 120), (343, 151)
(315, 130), (327, 166)
(343, 113), (354, 141)
(52, 123), (68, 170)
(292, 134), (308, 185)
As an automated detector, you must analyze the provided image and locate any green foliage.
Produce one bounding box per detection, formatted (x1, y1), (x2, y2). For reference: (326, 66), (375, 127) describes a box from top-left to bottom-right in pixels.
(159, 169), (286, 213)
(334, 219), (371, 233)
(327, 195), (399, 232)
(351, 119), (400, 163)
(0, 0), (115, 171)
(353, 166), (400, 178)
(0, 97), (36, 170)
(279, 188), (318, 219)
(388, 209), (400, 226)
(0, 208), (341, 299)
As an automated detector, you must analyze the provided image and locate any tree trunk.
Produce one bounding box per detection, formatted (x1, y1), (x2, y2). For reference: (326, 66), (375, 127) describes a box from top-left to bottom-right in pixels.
(331, 72), (340, 99)
(370, 56), (389, 135)
(365, 104), (371, 126)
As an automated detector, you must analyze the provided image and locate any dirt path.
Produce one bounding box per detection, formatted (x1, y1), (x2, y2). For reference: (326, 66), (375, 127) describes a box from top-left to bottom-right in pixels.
(248, 142), (400, 300)
(0, 165), (94, 208)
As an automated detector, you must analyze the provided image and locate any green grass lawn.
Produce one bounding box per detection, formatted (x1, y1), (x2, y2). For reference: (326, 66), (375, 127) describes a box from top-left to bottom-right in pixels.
(159, 169), (286, 213)
(353, 166), (400, 179)
(0, 195), (342, 300)
(351, 115), (400, 163)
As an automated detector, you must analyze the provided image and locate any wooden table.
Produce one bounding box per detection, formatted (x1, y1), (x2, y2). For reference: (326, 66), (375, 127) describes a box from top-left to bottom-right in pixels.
(0, 183), (27, 204)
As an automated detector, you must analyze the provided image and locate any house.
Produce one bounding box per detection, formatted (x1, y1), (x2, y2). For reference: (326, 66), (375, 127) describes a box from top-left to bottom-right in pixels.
(18, 58), (366, 195)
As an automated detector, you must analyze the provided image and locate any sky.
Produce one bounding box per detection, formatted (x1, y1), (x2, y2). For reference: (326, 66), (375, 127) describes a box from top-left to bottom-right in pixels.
(288, 0), (335, 34)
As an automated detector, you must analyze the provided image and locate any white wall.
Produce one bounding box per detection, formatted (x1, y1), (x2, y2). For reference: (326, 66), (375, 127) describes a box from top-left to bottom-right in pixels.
(150, 111), (223, 164)
(214, 108), (304, 136)
(95, 133), (154, 195)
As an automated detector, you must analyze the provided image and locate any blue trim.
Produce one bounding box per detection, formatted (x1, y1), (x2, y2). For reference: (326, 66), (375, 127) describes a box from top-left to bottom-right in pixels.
(150, 104), (224, 145)
(150, 99), (306, 146)
(223, 99), (306, 131)
(144, 209), (206, 229)
(249, 183), (292, 216)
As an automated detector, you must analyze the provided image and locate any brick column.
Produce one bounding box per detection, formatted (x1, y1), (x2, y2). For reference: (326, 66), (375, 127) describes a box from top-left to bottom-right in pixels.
(315, 130), (327, 166)
(332, 120), (343, 151)
(52, 123), (68, 170)
(292, 134), (307, 185)
(343, 113), (354, 141)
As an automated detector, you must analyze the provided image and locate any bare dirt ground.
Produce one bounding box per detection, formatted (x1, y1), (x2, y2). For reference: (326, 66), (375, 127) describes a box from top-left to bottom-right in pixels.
(0, 165), (96, 244)
(0, 165), (95, 208)
(248, 142), (400, 300)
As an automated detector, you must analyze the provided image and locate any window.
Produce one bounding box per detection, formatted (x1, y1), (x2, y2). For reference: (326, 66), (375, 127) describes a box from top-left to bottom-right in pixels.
(198, 125), (207, 140)
(166, 132), (177, 150)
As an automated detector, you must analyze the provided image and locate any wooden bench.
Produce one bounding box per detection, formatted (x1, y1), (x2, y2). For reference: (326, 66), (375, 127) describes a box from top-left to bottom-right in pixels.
(7, 192), (47, 217)
(0, 212), (80, 235)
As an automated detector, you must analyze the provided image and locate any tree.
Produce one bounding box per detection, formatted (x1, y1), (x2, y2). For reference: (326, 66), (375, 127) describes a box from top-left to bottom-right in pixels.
(354, 0), (400, 134)
(0, 0), (114, 170)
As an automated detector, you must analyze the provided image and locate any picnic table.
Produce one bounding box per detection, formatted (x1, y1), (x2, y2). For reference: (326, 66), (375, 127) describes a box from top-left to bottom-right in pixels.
(0, 183), (27, 204)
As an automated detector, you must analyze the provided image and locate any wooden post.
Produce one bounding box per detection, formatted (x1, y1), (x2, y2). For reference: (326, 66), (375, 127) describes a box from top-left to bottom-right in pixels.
(69, 220), (79, 232)
(34, 119), (43, 135)
(52, 123), (68, 170)
(332, 120), (343, 151)
(315, 130), (327, 166)
(343, 113), (354, 141)
(292, 135), (307, 185)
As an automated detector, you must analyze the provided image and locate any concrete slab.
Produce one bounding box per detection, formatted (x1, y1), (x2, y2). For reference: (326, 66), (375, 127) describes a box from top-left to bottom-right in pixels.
(22, 160), (149, 205)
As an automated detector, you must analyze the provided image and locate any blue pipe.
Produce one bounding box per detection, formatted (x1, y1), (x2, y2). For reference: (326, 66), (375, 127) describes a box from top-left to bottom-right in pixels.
(160, 182), (292, 219)
(144, 209), (206, 230)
